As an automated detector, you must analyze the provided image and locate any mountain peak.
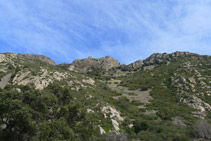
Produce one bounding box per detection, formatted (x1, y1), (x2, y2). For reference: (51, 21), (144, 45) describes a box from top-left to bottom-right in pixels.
(18, 54), (56, 65)
(66, 56), (120, 73)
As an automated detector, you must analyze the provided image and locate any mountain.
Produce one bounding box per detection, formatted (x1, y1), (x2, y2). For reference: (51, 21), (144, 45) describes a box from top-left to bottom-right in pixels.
(0, 51), (210, 140)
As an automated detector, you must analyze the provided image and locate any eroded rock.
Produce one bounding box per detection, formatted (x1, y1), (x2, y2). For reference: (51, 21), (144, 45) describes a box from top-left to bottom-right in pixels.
(102, 106), (124, 132)
(98, 125), (106, 134)
(82, 78), (95, 85)
(0, 73), (12, 89)
(0, 54), (6, 63)
(12, 69), (68, 90)
(66, 56), (120, 73)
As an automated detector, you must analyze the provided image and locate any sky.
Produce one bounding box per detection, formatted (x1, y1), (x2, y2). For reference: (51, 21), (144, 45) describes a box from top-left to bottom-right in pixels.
(0, 0), (211, 64)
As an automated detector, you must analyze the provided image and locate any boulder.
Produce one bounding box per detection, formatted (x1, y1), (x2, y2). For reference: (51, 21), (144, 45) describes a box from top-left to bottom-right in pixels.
(0, 73), (12, 89)
(179, 76), (187, 84)
(0, 54), (6, 62)
(82, 78), (95, 85)
(188, 77), (196, 84)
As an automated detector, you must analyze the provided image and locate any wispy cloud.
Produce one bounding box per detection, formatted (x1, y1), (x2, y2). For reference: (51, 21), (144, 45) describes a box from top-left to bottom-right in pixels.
(0, 0), (211, 64)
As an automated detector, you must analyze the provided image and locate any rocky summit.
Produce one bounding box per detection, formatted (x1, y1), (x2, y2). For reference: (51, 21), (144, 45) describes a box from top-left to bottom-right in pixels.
(0, 51), (211, 140)
(0, 53), (56, 65)
(60, 56), (120, 73)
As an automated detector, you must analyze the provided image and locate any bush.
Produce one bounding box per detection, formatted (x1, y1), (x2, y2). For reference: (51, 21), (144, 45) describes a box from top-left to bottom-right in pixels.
(133, 120), (149, 134)
(140, 86), (148, 91)
(105, 132), (128, 141)
(194, 120), (211, 140)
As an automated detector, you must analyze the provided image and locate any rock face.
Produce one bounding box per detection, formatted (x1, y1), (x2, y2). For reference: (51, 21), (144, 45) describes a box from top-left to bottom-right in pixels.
(0, 53), (56, 66)
(12, 69), (68, 90)
(82, 78), (95, 85)
(127, 60), (144, 70)
(0, 73), (12, 89)
(127, 51), (199, 71)
(18, 54), (56, 65)
(67, 56), (120, 73)
(0, 54), (6, 63)
(172, 117), (186, 128)
(98, 126), (106, 134)
(102, 105), (124, 133)
(143, 53), (169, 65)
(143, 52), (195, 65)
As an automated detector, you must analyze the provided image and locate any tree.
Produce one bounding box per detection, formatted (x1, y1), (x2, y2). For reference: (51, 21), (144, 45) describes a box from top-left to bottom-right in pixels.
(0, 85), (36, 140)
(0, 83), (98, 140)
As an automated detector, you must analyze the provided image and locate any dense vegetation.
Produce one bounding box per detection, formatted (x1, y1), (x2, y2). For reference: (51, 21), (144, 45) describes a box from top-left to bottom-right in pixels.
(0, 83), (100, 140)
(116, 56), (211, 140)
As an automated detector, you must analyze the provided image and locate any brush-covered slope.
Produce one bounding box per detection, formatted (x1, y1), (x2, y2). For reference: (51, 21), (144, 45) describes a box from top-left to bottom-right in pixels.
(116, 52), (211, 140)
(0, 52), (210, 141)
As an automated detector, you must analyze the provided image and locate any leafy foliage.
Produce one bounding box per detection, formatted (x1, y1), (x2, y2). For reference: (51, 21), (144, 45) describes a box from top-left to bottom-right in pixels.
(0, 84), (98, 140)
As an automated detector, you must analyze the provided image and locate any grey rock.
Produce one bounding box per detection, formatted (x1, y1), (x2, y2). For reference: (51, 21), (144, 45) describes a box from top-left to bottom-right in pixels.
(143, 53), (169, 65)
(67, 56), (120, 73)
(127, 51), (198, 71)
(18, 54), (56, 65)
(0, 54), (6, 62)
(0, 73), (12, 89)
(189, 77), (196, 84)
(82, 78), (95, 85)
(172, 117), (186, 128)
(127, 60), (144, 70)
(179, 76), (187, 84)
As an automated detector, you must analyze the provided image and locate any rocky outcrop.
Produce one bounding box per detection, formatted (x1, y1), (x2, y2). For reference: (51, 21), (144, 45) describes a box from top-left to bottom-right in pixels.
(181, 96), (211, 119)
(127, 52), (199, 71)
(102, 105), (124, 133)
(18, 54), (56, 65)
(0, 73), (12, 89)
(171, 51), (195, 57)
(0, 53), (17, 64)
(0, 54), (6, 63)
(143, 53), (170, 65)
(0, 53), (56, 66)
(98, 125), (106, 134)
(127, 60), (144, 70)
(184, 96), (211, 112)
(12, 69), (68, 90)
(66, 56), (120, 73)
(172, 117), (186, 128)
(82, 78), (95, 85)
(143, 52), (195, 65)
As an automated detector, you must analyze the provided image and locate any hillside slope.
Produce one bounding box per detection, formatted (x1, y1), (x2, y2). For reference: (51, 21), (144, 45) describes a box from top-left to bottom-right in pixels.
(0, 52), (210, 140)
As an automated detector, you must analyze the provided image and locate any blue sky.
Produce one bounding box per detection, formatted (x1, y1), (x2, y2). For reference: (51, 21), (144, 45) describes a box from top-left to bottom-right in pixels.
(0, 0), (211, 64)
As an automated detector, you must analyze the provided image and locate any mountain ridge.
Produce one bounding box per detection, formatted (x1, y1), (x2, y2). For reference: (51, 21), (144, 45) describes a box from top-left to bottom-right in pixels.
(1, 51), (209, 69)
